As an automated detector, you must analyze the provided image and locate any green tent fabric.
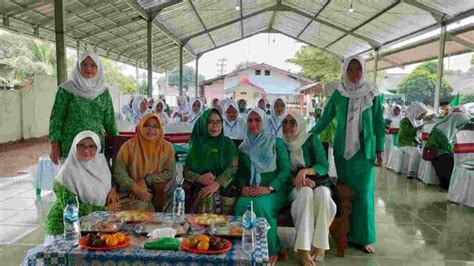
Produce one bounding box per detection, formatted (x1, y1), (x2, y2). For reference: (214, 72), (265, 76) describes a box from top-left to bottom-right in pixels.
(450, 93), (461, 106)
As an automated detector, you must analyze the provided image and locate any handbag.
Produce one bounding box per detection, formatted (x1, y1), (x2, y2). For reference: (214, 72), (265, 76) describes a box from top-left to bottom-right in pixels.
(422, 147), (437, 161)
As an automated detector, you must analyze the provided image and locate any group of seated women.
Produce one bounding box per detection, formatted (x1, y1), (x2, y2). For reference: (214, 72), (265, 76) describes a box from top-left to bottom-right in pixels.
(46, 107), (336, 266)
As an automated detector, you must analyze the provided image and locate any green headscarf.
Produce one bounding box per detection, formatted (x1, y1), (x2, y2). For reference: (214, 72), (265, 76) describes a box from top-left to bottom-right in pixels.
(185, 109), (237, 176)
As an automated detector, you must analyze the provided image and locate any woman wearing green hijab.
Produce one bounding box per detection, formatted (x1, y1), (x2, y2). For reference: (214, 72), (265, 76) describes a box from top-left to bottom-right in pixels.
(184, 109), (238, 214)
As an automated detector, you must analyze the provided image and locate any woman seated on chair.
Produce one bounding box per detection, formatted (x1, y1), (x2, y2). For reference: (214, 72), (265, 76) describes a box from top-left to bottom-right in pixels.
(235, 108), (291, 265)
(153, 99), (170, 125)
(425, 106), (472, 190)
(397, 102), (428, 179)
(129, 96), (149, 124)
(187, 98), (204, 125)
(45, 131), (120, 237)
(113, 113), (176, 211)
(222, 99), (246, 141)
(183, 109), (238, 214)
(282, 111), (336, 266)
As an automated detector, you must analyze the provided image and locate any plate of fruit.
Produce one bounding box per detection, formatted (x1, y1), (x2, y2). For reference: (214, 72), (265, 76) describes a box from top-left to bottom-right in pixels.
(187, 214), (230, 226)
(181, 235), (232, 254)
(79, 232), (130, 251)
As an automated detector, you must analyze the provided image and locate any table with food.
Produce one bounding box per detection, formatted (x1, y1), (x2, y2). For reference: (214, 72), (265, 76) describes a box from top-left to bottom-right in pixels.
(24, 211), (270, 265)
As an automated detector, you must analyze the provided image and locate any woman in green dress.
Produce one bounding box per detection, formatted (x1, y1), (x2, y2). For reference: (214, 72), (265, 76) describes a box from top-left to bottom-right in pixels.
(310, 56), (385, 253)
(184, 109), (238, 214)
(45, 131), (120, 240)
(235, 108), (291, 264)
(283, 111), (335, 266)
(49, 52), (118, 164)
(425, 106), (472, 189)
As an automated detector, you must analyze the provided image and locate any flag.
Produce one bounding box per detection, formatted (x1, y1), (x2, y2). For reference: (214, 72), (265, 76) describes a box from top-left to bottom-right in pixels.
(450, 93), (461, 106)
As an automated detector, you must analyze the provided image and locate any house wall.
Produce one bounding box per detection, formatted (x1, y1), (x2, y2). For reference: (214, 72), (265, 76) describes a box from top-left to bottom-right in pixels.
(203, 79), (225, 103)
(0, 75), (56, 143)
(224, 84), (263, 107)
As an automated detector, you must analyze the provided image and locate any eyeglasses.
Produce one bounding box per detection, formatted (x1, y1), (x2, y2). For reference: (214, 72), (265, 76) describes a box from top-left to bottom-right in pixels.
(76, 144), (97, 152)
(208, 120), (222, 126)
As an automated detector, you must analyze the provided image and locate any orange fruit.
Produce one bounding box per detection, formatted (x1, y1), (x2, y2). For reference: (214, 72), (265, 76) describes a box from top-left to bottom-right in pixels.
(100, 234), (110, 241)
(197, 235), (209, 242)
(105, 236), (119, 247)
(113, 232), (126, 243)
(188, 237), (199, 248)
(196, 240), (209, 251)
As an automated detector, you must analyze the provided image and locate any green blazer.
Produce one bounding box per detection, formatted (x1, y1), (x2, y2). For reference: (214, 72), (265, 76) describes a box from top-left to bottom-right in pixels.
(310, 90), (385, 160)
(298, 134), (329, 176)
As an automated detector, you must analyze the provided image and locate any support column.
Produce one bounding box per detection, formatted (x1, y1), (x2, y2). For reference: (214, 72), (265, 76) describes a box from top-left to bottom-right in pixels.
(136, 61), (140, 95)
(435, 23), (447, 111)
(179, 45), (184, 96)
(147, 18), (153, 97)
(372, 48), (379, 84)
(54, 0), (67, 85)
(76, 39), (80, 59)
(195, 54), (200, 97)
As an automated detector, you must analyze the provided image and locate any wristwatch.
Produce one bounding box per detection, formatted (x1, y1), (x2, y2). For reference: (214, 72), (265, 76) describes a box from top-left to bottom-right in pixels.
(268, 186), (275, 193)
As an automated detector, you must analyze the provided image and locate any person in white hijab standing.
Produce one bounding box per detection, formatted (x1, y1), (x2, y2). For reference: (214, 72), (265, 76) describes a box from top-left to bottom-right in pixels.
(45, 131), (120, 239)
(222, 99), (246, 140)
(309, 56), (385, 253)
(266, 97), (287, 137)
(130, 95), (149, 124)
(49, 51), (118, 165)
(383, 104), (402, 164)
(152, 99), (170, 125)
(171, 95), (189, 122)
(282, 111), (335, 265)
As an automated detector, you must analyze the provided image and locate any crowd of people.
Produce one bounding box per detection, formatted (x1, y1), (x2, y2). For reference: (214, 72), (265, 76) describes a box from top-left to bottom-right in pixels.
(44, 51), (472, 266)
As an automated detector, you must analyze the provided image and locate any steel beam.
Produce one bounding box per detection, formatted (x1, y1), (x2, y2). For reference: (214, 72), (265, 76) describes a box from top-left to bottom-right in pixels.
(147, 19), (153, 97)
(402, 0), (452, 23)
(188, 0), (216, 47)
(179, 45), (184, 96)
(381, 57), (405, 69)
(7, 1), (48, 17)
(296, 0), (330, 39)
(200, 28), (270, 55)
(195, 54), (200, 97)
(447, 33), (474, 51)
(54, 0), (67, 85)
(435, 24), (447, 111)
(372, 48), (379, 83)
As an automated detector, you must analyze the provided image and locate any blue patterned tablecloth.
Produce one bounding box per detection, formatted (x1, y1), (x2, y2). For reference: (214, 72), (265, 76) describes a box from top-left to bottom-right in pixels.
(24, 212), (270, 266)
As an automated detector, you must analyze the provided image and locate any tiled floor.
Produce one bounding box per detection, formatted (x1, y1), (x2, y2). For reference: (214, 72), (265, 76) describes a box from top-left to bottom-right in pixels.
(1, 167), (473, 265)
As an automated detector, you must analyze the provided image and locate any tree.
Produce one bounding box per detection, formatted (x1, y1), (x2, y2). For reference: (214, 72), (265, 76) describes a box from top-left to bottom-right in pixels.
(286, 46), (341, 82)
(461, 93), (474, 104)
(101, 58), (137, 94)
(397, 61), (453, 105)
(138, 80), (148, 96)
(233, 61), (258, 72)
(159, 65), (205, 91)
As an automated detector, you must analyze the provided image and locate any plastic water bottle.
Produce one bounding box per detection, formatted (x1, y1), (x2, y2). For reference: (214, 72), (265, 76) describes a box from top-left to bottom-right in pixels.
(242, 202), (256, 256)
(173, 184), (185, 223)
(63, 199), (80, 242)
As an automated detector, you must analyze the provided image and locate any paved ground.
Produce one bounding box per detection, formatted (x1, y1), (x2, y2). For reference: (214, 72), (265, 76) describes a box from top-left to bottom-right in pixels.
(0, 137), (49, 178)
(0, 167), (473, 265)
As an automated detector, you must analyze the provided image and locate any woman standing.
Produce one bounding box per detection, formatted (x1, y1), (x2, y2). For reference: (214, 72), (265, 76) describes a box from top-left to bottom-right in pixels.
(153, 99), (170, 125)
(113, 113), (176, 211)
(222, 100), (246, 141)
(188, 98), (204, 125)
(266, 97), (287, 137)
(46, 131), (119, 237)
(49, 52), (117, 164)
(235, 108), (291, 264)
(184, 109), (238, 214)
(237, 99), (248, 115)
(310, 56), (384, 253)
(282, 111), (335, 266)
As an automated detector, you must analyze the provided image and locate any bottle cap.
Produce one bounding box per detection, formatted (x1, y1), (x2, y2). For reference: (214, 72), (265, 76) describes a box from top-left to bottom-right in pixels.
(67, 199), (75, 205)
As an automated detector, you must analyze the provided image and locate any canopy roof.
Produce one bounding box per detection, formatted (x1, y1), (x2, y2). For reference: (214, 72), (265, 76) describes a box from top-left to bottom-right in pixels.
(1, 0), (473, 72)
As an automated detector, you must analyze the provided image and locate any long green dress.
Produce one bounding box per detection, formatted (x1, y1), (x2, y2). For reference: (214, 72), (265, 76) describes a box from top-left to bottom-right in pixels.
(397, 118), (418, 148)
(184, 109), (238, 214)
(310, 90), (385, 245)
(45, 181), (106, 235)
(235, 138), (291, 255)
(49, 88), (118, 157)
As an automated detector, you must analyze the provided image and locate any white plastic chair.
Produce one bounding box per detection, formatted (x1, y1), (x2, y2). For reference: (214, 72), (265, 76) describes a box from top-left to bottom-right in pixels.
(448, 130), (474, 207)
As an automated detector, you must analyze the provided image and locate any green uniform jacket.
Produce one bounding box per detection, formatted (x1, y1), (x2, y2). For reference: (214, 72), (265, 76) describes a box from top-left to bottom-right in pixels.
(235, 138), (291, 194)
(397, 117), (418, 147)
(49, 88), (118, 157)
(425, 128), (452, 157)
(310, 91), (385, 160)
(45, 181), (106, 235)
(298, 134), (329, 177)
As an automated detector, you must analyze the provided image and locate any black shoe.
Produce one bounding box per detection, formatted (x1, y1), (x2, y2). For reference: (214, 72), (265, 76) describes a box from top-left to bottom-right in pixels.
(406, 176), (415, 179)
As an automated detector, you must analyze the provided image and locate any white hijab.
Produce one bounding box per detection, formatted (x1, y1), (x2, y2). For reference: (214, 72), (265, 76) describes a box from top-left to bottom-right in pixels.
(60, 52), (106, 100)
(388, 104), (402, 128)
(405, 103), (428, 128)
(283, 111), (312, 172)
(56, 131), (111, 206)
(132, 96), (148, 123)
(268, 97), (287, 137)
(223, 99), (246, 140)
(188, 98), (203, 124)
(337, 55), (379, 160)
(153, 99), (170, 124)
(435, 106), (472, 142)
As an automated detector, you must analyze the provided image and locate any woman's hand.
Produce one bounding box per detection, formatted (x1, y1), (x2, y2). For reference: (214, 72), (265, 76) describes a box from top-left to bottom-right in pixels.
(182, 116), (190, 122)
(106, 202), (121, 211)
(50, 142), (60, 165)
(249, 187), (271, 197)
(130, 180), (152, 202)
(294, 169), (307, 191)
(106, 187), (119, 205)
(197, 182), (221, 200)
(198, 173), (215, 186)
(304, 178), (316, 189)
(241, 186), (253, 197)
(376, 152), (383, 167)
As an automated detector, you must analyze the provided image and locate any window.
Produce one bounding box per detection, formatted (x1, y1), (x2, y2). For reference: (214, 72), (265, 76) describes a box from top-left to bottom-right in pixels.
(255, 70), (261, 75)
(265, 70), (271, 76)
(240, 92), (247, 95)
